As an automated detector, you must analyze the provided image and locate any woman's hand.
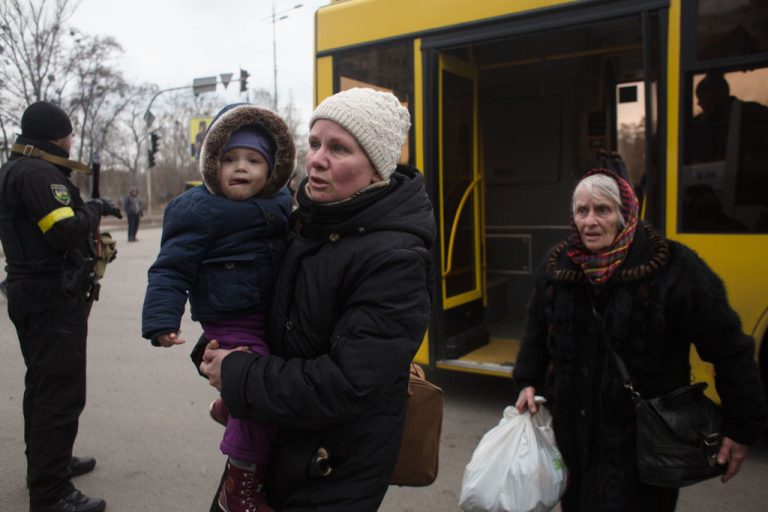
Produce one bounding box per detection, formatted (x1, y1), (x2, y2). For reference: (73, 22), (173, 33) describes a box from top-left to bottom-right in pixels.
(198, 339), (248, 390)
(718, 436), (748, 483)
(515, 386), (538, 414)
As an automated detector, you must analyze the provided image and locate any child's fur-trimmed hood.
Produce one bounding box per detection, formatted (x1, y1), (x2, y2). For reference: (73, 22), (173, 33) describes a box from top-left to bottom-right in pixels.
(200, 103), (296, 198)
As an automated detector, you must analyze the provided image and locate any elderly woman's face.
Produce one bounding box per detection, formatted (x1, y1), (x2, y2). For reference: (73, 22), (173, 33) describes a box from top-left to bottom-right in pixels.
(306, 119), (380, 203)
(573, 189), (622, 252)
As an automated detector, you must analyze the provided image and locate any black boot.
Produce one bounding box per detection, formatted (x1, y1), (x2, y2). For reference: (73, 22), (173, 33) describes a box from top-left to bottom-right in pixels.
(70, 457), (96, 478)
(31, 490), (106, 512)
(27, 457), (98, 489)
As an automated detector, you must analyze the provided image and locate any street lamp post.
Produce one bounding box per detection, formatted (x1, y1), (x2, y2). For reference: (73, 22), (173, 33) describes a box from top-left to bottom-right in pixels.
(267, 3), (303, 111)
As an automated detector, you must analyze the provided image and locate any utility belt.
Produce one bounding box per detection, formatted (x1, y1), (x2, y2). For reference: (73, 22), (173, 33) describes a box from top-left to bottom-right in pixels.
(5, 251), (99, 300)
(4, 255), (62, 274)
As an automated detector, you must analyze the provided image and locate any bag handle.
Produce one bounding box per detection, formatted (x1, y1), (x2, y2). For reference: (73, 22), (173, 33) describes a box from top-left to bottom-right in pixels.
(590, 303), (642, 403)
(406, 363), (426, 397)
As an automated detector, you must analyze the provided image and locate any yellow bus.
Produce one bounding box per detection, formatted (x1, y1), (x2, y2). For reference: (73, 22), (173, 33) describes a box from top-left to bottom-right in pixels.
(313, 0), (768, 394)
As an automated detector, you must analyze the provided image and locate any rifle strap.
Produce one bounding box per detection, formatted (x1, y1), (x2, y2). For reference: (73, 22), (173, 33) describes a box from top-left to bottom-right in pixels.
(11, 143), (92, 175)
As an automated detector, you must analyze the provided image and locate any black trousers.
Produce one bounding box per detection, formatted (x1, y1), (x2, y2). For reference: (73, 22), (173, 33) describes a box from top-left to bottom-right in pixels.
(7, 278), (89, 507)
(127, 213), (140, 241)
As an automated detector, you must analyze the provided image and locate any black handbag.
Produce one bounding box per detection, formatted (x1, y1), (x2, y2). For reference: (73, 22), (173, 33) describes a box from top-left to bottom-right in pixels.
(607, 346), (727, 487)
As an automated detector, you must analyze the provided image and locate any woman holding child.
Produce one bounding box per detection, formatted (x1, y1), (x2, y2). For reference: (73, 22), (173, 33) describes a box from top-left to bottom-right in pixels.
(200, 88), (436, 511)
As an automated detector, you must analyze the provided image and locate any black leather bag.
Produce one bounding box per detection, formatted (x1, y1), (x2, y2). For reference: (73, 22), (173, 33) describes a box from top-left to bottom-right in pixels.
(635, 381), (726, 487)
(609, 349), (727, 487)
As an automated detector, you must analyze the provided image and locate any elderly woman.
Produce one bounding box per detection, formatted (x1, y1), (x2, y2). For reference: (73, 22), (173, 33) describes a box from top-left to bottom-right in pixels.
(513, 169), (767, 511)
(199, 88), (435, 511)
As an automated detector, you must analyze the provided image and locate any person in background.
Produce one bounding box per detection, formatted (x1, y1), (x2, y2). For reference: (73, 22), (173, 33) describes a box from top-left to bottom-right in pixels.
(142, 103), (294, 512)
(0, 101), (122, 512)
(687, 72), (768, 209)
(513, 168), (767, 511)
(198, 88), (435, 511)
(123, 187), (143, 242)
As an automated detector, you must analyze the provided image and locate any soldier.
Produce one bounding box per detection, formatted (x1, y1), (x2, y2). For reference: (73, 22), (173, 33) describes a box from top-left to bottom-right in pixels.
(0, 102), (121, 512)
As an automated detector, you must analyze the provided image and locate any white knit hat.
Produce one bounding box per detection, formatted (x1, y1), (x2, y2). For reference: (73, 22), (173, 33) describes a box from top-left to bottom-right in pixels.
(310, 88), (411, 180)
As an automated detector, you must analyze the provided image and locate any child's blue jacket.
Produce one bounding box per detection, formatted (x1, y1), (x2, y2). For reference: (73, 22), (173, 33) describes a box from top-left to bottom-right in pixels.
(141, 185), (290, 343)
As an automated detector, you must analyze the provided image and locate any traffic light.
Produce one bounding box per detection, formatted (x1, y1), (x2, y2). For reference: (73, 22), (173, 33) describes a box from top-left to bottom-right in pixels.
(148, 131), (161, 168)
(240, 69), (249, 93)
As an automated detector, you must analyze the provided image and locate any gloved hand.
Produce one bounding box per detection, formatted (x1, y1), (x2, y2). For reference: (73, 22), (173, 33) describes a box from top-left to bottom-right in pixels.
(88, 198), (122, 219)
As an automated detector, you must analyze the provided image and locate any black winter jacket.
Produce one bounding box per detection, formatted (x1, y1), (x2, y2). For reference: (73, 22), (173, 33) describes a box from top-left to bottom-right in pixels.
(220, 166), (435, 511)
(513, 222), (767, 509)
(0, 135), (100, 280)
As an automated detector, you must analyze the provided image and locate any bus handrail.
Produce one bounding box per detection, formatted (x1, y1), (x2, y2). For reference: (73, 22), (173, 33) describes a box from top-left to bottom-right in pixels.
(443, 175), (482, 278)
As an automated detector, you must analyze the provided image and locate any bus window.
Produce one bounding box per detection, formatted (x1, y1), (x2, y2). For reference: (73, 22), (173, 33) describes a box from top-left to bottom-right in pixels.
(616, 81), (647, 189)
(695, 0), (768, 61)
(682, 69), (768, 234)
(680, 0), (768, 234)
(334, 42), (414, 166)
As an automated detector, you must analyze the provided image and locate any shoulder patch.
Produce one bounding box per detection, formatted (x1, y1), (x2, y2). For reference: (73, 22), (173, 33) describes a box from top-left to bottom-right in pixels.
(50, 184), (71, 205)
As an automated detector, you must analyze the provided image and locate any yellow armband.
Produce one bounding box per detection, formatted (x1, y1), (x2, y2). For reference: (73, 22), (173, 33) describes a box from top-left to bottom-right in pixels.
(38, 206), (75, 233)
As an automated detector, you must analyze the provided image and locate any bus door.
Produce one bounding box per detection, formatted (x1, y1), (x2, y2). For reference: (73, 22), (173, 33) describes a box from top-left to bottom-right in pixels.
(428, 6), (664, 378)
(434, 54), (492, 373)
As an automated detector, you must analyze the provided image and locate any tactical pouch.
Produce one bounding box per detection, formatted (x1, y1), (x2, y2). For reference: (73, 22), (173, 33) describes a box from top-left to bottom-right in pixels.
(94, 231), (117, 279)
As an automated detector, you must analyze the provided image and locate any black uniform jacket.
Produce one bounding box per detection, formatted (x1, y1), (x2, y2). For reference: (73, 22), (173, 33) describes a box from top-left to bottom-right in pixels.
(220, 166), (436, 511)
(0, 135), (98, 280)
(513, 222), (767, 507)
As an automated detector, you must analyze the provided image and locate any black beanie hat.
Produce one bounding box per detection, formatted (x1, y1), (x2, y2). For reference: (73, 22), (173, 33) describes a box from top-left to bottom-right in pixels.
(21, 101), (73, 140)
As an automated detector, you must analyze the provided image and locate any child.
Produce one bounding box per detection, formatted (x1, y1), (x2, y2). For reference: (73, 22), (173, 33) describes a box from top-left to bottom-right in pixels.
(142, 103), (295, 512)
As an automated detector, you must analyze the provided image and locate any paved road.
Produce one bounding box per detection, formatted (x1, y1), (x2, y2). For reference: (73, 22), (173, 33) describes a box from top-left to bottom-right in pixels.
(1, 226), (766, 511)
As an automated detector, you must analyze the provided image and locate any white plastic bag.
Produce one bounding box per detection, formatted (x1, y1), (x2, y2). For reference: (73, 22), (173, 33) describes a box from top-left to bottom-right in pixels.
(459, 401), (568, 512)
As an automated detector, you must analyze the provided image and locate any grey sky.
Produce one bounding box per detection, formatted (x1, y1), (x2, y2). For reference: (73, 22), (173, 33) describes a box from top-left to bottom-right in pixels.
(70, 0), (329, 124)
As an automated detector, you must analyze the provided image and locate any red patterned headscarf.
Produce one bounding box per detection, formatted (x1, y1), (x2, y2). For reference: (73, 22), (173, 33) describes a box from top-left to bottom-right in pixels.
(567, 169), (639, 285)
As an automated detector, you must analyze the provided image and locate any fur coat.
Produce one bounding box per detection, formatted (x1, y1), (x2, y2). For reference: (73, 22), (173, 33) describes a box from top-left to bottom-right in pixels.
(513, 222), (767, 510)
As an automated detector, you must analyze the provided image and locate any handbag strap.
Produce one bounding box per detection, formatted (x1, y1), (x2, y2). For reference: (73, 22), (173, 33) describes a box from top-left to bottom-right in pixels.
(590, 302), (642, 403)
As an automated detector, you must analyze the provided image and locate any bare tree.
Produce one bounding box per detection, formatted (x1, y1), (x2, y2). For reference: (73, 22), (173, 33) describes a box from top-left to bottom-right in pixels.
(0, 116), (10, 162)
(0, 0), (79, 105)
(67, 30), (129, 163)
(102, 84), (158, 179)
(0, 0), (128, 168)
(0, 0), (76, 158)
